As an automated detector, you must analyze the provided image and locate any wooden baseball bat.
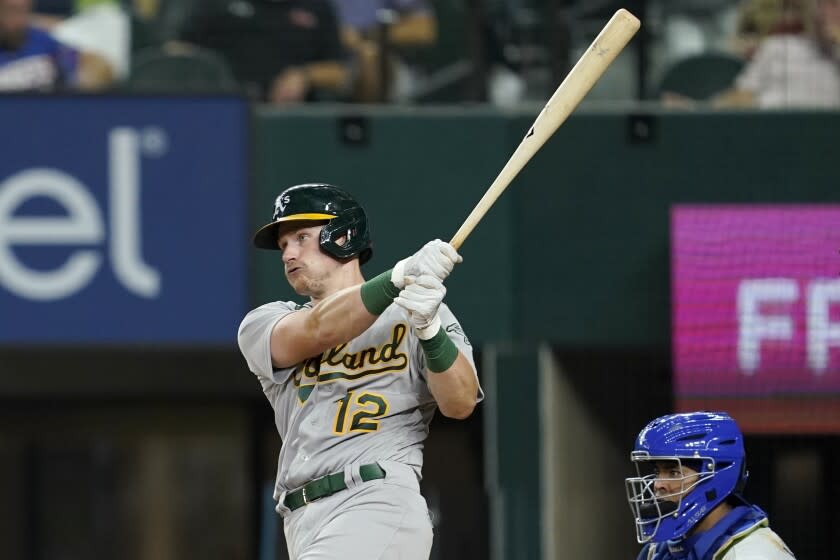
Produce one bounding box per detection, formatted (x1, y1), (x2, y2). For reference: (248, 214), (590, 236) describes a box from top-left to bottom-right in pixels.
(449, 8), (641, 250)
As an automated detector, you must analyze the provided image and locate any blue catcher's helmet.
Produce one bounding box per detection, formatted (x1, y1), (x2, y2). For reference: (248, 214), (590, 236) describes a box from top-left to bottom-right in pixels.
(625, 412), (748, 544)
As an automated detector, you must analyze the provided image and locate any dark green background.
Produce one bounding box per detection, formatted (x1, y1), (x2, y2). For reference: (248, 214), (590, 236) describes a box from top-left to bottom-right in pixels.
(252, 107), (840, 347)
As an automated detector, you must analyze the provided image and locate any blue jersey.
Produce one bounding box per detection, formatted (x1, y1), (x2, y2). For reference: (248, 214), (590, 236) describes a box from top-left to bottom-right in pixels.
(334, 0), (432, 32)
(0, 27), (79, 91)
(639, 505), (795, 560)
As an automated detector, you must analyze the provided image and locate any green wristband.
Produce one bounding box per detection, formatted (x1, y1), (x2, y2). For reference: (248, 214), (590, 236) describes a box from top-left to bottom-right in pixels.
(360, 269), (400, 315)
(419, 327), (459, 373)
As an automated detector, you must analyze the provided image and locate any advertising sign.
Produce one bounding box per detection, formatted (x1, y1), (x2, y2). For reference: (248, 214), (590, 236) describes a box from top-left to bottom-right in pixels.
(0, 96), (248, 344)
(672, 205), (840, 432)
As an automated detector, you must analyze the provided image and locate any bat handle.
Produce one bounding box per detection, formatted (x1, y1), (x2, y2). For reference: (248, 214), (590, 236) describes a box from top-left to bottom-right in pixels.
(449, 186), (498, 250)
(449, 218), (477, 250)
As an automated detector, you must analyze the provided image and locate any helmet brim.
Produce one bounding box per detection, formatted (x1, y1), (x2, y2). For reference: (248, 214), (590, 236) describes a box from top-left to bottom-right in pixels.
(252, 213), (335, 249)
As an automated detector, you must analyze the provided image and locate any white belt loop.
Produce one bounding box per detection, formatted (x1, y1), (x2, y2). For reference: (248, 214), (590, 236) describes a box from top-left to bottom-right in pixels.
(343, 463), (361, 488)
(352, 462), (365, 485)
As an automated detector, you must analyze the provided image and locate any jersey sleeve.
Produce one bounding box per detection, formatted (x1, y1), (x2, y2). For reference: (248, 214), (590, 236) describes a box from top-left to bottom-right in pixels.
(237, 301), (298, 380)
(42, 31), (80, 86)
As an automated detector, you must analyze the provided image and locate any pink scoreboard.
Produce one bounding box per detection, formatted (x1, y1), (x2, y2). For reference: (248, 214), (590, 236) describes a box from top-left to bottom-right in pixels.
(671, 205), (840, 433)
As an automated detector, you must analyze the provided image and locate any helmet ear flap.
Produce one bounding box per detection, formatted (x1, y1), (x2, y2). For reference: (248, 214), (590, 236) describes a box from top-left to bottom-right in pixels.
(734, 460), (749, 495)
(319, 206), (372, 263)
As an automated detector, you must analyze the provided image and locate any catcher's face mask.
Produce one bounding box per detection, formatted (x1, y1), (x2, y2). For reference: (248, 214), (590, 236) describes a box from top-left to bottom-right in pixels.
(626, 412), (749, 543)
(625, 455), (712, 543)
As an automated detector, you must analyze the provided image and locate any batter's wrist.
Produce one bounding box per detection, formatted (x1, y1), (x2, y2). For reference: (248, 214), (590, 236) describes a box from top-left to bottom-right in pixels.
(360, 269), (400, 315)
(419, 321), (459, 373)
(415, 314), (441, 340)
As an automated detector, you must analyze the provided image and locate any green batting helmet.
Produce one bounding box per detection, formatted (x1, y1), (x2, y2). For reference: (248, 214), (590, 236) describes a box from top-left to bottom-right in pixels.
(252, 183), (373, 264)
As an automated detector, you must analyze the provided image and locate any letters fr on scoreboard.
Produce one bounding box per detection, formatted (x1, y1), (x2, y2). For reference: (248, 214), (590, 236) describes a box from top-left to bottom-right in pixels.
(671, 205), (840, 433)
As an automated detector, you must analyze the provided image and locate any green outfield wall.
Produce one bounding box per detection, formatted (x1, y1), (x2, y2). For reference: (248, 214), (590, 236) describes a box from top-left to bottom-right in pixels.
(252, 107), (840, 347)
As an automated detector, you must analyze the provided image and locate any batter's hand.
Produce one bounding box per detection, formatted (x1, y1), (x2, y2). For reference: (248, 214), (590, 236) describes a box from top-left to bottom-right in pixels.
(391, 239), (462, 289)
(394, 275), (446, 339)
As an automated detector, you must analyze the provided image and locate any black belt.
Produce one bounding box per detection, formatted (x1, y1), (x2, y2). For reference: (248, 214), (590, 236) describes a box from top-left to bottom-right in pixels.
(284, 463), (386, 511)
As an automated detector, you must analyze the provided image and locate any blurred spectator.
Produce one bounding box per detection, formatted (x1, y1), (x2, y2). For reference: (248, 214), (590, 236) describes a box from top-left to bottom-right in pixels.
(127, 0), (191, 51)
(656, 0), (741, 62)
(334, 0), (436, 102)
(0, 0), (112, 90)
(717, 0), (840, 108)
(45, 0), (130, 80)
(730, 0), (789, 59)
(481, 10), (527, 107)
(648, 1), (740, 106)
(179, 0), (350, 105)
(815, 0), (840, 51)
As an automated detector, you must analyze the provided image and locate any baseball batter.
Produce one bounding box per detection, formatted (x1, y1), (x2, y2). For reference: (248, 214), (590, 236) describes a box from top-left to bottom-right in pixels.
(237, 183), (482, 559)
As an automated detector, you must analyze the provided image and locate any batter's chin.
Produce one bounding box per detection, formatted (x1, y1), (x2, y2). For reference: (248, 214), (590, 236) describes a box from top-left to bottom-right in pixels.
(286, 276), (307, 295)
(287, 275), (320, 298)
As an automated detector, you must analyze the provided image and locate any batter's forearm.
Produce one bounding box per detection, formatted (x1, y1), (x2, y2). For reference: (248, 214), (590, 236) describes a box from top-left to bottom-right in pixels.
(309, 267), (404, 341)
(305, 267), (401, 349)
(305, 285), (379, 346)
(271, 271), (399, 368)
(428, 353), (478, 419)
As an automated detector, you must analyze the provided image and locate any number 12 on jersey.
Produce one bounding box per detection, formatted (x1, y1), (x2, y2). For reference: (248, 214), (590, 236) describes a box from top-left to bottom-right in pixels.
(333, 391), (389, 435)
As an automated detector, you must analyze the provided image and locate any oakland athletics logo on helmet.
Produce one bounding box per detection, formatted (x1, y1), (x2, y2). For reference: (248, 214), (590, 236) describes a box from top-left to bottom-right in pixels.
(252, 183), (373, 264)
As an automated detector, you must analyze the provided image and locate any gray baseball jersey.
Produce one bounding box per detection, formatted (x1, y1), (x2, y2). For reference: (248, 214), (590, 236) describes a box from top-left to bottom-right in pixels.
(237, 300), (482, 511)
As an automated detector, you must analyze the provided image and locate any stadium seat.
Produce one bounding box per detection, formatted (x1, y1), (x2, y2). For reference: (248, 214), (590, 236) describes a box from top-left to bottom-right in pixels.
(125, 44), (238, 93)
(657, 52), (744, 100)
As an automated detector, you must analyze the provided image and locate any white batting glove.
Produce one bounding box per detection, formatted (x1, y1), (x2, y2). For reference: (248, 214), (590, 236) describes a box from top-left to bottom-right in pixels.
(391, 239), (462, 289)
(393, 275), (446, 339)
